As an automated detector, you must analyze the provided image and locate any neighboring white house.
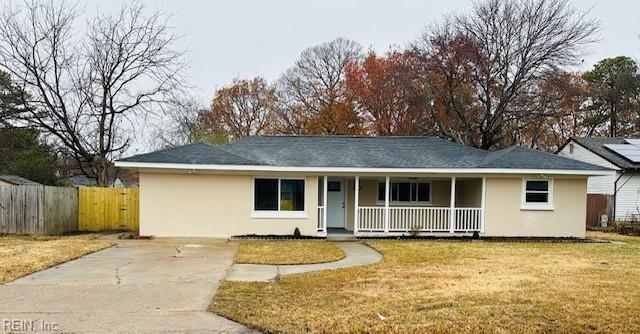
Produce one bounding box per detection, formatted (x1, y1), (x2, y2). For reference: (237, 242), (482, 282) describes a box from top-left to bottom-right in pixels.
(558, 137), (640, 223)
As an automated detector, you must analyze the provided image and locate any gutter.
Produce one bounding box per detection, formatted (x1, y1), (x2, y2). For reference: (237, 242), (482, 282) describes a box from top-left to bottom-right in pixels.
(114, 161), (613, 176)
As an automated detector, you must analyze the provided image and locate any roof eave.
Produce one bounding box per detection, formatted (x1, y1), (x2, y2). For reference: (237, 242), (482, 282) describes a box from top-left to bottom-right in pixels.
(114, 161), (613, 176)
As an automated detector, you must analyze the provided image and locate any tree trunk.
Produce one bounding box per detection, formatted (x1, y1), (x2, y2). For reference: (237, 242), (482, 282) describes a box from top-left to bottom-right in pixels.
(94, 156), (109, 187)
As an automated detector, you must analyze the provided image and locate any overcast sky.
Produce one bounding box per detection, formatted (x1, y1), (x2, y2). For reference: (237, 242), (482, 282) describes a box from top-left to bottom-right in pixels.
(81, 0), (640, 105)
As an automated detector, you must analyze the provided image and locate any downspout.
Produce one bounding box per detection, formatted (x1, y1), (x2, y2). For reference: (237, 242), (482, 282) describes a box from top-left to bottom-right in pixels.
(613, 170), (627, 222)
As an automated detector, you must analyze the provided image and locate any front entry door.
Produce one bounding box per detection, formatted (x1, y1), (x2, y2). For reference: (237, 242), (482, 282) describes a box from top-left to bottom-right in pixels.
(326, 177), (345, 228)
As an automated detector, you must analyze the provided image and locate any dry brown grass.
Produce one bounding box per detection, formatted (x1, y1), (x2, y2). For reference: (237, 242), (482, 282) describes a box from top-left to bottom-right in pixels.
(587, 230), (640, 245)
(0, 234), (113, 284)
(213, 239), (640, 333)
(234, 241), (345, 265)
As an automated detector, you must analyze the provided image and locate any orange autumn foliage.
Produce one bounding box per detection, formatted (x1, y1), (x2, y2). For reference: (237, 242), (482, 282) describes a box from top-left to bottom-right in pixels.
(345, 51), (432, 136)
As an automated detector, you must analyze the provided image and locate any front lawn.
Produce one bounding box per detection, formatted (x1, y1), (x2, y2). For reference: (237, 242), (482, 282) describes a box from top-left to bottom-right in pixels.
(587, 230), (640, 246)
(234, 240), (344, 265)
(0, 234), (113, 284)
(213, 238), (640, 333)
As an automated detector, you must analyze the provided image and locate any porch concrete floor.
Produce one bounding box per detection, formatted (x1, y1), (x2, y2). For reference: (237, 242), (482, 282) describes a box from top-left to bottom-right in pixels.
(225, 242), (382, 282)
(327, 228), (357, 241)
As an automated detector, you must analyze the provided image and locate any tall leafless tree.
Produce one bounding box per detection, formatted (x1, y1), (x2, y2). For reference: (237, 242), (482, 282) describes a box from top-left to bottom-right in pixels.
(415, 0), (599, 149)
(276, 37), (363, 134)
(0, 1), (185, 186)
(151, 96), (205, 149)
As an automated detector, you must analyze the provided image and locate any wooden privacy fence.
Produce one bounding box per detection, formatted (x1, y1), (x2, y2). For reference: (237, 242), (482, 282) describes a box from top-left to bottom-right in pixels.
(78, 187), (139, 231)
(0, 185), (78, 235)
(586, 194), (612, 227)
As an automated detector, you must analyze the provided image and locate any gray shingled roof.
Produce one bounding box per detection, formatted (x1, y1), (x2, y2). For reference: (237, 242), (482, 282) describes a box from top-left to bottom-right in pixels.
(0, 175), (40, 186)
(119, 136), (608, 171)
(121, 142), (260, 165)
(480, 146), (605, 170)
(571, 137), (640, 170)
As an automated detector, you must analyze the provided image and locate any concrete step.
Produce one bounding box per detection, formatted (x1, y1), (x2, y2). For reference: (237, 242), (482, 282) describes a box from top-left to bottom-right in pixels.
(327, 234), (358, 241)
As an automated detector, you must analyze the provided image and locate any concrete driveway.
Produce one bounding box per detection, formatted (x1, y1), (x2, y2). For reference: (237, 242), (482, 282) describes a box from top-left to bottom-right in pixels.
(0, 239), (255, 333)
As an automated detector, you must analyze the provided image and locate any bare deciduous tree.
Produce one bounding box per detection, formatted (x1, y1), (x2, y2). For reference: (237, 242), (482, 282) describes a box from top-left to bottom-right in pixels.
(0, 1), (185, 186)
(151, 96), (205, 149)
(511, 70), (591, 151)
(276, 37), (363, 134)
(415, 0), (599, 149)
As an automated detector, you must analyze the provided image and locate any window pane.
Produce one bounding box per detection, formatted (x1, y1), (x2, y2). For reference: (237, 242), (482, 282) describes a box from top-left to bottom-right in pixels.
(411, 183), (417, 201)
(378, 182), (385, 201)
(417, 183), (430, 202)
(526, 192), (548, 203)
(398, 182), (411, 202)
(328, 181), (341, 192)
(254, 179), (278, 211)
(281, 179), (304, 211)
(391, 183), (399, 201)
(526, 180), (548, 192)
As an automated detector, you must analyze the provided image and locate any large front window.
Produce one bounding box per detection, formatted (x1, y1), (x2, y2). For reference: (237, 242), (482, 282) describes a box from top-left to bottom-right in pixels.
(254, 178), (305, 213)
(377, 181), (431, 203)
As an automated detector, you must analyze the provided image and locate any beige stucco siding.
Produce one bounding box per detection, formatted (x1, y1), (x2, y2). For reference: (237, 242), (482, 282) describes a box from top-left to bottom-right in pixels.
(139, 172), (318, 238)
(137, 171), (587, 238)
(483, 177), (587, 238)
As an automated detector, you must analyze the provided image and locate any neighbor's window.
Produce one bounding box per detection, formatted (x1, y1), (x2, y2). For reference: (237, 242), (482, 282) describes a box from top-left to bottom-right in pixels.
(524, 179), (550, 205)
(377, 181), (430, 203)
(254, 178), (305, 211)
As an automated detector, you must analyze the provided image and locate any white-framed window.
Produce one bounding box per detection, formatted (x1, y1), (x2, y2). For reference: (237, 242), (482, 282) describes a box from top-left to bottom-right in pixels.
(252, 177), (307, 218)
(521, 178), (553, 210)
(377, 181), (432, 205)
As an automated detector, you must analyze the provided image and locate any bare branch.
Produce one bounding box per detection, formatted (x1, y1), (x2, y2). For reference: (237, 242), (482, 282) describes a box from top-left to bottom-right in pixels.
(0, 0), (187, 186)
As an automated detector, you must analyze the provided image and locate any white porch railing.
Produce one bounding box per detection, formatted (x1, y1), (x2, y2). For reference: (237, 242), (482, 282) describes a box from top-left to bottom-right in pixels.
(454, 208), (482, 232)
(356, 207), (482, 234)
(389, 207), (451, 232)
(317, 206), (325, 232)
(358, 207), (385, 231)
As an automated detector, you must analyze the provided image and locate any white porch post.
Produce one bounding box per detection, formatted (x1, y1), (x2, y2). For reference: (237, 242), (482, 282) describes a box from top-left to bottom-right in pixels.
(323, 176), (328, 233)
(480, 177), (486, 233)
(449, 177), (456, 233)
(354, 176), (360, 235)
(384, 176), (390, 233)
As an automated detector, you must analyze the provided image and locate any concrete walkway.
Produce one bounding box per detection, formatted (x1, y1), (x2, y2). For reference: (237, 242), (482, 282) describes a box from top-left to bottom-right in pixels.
(226, 242), (383, 282)
(0, 239), (256, 333)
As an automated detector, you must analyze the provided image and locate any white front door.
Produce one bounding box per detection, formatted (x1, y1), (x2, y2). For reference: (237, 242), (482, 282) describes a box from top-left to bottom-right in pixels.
(326, 178), (345, 228)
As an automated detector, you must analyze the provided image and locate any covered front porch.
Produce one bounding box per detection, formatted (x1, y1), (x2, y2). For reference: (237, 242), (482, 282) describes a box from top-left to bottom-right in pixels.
(316, 176), (485, 237)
